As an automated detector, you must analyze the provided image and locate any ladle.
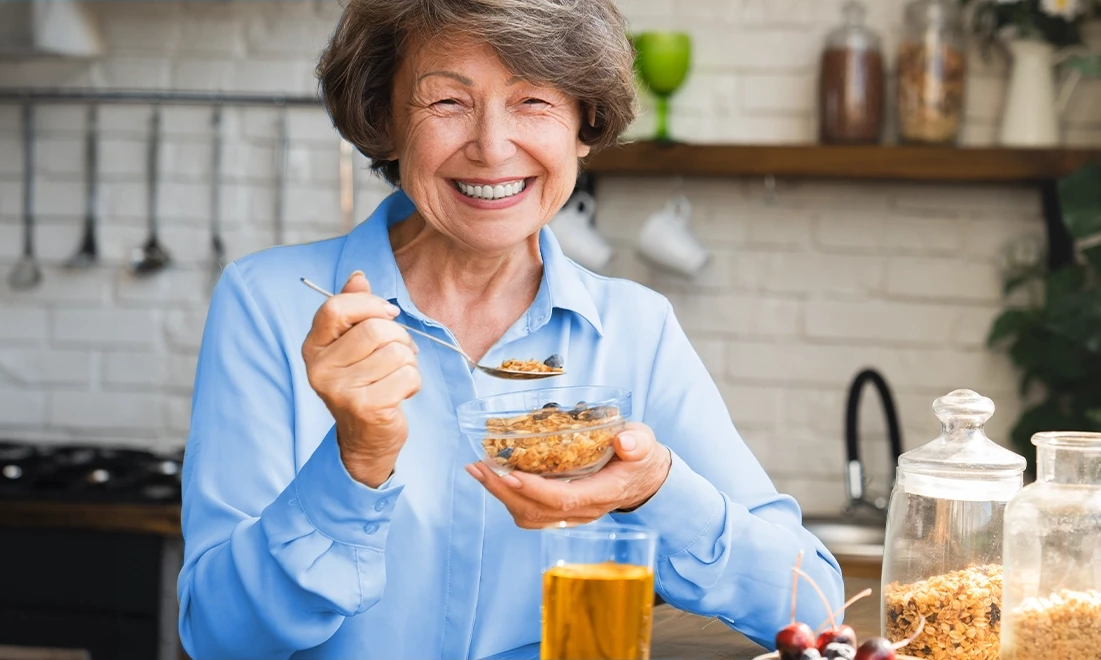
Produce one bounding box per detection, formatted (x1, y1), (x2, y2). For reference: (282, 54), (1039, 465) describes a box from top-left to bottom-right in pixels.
(130, 105), (172, 276)
(8, 103), (41, 290)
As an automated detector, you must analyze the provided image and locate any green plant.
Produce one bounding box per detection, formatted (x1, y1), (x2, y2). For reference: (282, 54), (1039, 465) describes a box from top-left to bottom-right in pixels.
(962, 0), (1088, 47)
(987, 162), (1101, 474)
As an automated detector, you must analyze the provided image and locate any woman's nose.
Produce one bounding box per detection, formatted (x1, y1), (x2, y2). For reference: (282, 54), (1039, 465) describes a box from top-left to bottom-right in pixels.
(466, 107), (518, 166)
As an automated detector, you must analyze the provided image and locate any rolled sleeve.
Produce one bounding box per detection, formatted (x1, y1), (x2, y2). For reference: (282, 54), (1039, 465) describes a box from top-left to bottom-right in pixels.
(293, 425), (405, 549)
(610, 449), (724, 558)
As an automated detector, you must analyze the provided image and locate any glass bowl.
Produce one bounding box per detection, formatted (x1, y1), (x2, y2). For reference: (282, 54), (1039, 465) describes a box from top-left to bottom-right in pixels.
(457, 386), (631, 480)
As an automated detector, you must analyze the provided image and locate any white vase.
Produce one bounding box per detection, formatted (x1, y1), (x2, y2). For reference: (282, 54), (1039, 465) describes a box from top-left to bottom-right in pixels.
(999, 39), (1060, 147)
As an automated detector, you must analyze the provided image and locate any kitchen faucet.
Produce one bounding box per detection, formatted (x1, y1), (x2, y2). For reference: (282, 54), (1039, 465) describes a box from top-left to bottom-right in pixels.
(843, 368), (903, 519)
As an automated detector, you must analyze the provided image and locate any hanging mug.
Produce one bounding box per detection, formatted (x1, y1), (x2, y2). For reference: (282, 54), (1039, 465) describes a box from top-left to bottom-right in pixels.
(637, 195), (708, 277)
(549, 190), (614, 272)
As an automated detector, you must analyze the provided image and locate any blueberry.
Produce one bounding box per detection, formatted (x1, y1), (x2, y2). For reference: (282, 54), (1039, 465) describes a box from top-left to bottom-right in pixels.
(824, 643), (855, 660)
(543, 353), (564, 369)
(496, 447), (513, 460)
(542, 402), (560, 409)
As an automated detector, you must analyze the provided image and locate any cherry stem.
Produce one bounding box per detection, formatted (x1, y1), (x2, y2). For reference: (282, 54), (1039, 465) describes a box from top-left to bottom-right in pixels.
(793, 567), (837, 631)
(815, 588), (873, 634)
(891, 615), (927, 651)
(790, 551), (804, 625)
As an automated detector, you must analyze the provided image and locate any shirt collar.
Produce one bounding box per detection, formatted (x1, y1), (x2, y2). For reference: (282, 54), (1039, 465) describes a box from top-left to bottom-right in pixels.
(334, 189), (604, 336)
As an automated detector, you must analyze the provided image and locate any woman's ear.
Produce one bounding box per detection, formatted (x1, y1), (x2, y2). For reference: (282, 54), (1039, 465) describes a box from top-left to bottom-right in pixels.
(577, 103), (596, 158)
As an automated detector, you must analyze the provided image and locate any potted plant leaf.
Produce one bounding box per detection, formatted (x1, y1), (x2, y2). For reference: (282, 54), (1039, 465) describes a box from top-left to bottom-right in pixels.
(988, 162), (1101, 475)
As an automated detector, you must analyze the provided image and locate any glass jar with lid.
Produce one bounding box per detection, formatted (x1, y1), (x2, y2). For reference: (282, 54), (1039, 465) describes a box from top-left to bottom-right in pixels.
(881, 389), (1026, 659)
(1001, 432), (1101, 660)
(818, 0), (885, 144)
(897, 0), (967, 144)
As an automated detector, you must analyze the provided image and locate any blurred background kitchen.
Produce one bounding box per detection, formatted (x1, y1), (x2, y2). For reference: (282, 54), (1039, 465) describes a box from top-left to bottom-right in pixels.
(0, 0), (1099, 658)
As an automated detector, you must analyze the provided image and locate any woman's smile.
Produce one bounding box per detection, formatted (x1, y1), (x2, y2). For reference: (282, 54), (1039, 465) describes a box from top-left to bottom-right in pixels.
(450, 176), (535, 209)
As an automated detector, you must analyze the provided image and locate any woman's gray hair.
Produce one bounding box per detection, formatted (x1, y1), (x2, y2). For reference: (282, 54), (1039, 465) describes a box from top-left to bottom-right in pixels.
(316, 0), (638, 186)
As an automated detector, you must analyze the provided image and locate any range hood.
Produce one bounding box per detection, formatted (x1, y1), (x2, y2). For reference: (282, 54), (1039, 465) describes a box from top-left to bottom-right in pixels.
(0, 0), (103, 58)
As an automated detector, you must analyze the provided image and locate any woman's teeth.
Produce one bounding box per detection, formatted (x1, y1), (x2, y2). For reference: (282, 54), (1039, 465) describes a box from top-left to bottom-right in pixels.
(456, 179), (526, 200)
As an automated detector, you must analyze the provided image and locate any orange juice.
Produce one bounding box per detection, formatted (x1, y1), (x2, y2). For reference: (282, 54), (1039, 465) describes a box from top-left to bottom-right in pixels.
(541, 562), (655, 660)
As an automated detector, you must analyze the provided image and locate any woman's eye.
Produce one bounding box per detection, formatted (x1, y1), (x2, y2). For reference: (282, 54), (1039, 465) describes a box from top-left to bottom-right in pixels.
(522, 98), (549, 106)
(434, 99), (460, 106)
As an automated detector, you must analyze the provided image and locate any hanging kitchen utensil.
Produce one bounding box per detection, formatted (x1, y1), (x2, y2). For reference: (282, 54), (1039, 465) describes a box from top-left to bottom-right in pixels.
(339, 139), (355, 232)
(208, 104), (226, 290)
(273, 106), (288, 246)
(8, 103), (42, 290)
(66, 104), (99, 269)
(130, 104), (171, 275)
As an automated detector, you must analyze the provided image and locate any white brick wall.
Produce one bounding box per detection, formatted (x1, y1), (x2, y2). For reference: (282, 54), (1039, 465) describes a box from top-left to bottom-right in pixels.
(0, 0), (1094, 515)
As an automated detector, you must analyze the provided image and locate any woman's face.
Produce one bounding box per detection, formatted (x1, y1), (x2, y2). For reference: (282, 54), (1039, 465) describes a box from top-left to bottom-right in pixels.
(390, 34), (591, 254)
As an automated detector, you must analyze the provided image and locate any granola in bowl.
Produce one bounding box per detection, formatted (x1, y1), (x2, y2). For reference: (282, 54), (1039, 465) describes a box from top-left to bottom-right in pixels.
(457, 386), (631, 480)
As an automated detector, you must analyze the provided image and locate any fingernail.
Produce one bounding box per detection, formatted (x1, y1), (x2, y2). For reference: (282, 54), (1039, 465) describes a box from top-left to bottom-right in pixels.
(349, 270), (365, 281)
(619, 433), (637, 452)
(386, 303), (401, 317)
(465, 464), (484, 482)
(503, 474), (522, 489)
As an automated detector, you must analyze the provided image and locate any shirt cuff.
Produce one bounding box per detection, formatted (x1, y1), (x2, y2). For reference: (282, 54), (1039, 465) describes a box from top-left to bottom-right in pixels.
(293, 424), (405, 548)
(610, 448), (724, 558)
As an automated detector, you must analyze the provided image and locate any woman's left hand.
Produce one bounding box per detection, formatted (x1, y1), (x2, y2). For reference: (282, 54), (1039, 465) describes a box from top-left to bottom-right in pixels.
(465, 422), (672, 529)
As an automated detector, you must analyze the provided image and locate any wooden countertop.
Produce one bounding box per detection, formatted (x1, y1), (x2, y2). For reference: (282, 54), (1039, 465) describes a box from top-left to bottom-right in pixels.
(0, 499), (181, 536)
(651, 575), (882, 659)
(1, 499), (884, 660)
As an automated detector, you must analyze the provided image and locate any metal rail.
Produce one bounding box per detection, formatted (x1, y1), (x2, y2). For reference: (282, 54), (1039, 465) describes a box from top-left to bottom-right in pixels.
(0, 88), (322, 107)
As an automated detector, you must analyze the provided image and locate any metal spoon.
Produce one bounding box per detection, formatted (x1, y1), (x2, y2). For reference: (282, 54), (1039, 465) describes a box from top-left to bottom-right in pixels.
(300, 277), (565, 381)
(66, 104), (99, 269)
(9, 103), (41, 290)
(208, 105), (227, 289)
(130, 104), (172, 276)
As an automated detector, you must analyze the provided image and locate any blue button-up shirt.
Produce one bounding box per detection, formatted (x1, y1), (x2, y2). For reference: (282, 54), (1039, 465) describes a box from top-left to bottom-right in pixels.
(178, 190), (843, 660)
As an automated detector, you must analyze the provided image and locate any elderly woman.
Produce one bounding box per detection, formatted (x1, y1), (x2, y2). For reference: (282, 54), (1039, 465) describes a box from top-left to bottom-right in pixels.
(178, 1), (843, 658)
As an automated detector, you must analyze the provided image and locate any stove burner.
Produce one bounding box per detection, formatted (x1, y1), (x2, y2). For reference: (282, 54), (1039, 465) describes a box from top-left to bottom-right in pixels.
(0, 440), (183, 503)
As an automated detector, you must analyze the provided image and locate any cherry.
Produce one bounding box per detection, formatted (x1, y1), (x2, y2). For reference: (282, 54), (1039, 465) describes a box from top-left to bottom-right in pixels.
(816, 624), (856, 653)
(777, 622), (816, 660)
(854, 637), (894, 660)
(777, 552), (816, 660)
(853, 615), (927, 660)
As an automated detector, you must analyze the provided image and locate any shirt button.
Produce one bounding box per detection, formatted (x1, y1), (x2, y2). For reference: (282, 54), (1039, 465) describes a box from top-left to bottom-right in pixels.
(363, 522), (380, 535)
(288, 498), (297, 507)
(374, 498), (389, 512)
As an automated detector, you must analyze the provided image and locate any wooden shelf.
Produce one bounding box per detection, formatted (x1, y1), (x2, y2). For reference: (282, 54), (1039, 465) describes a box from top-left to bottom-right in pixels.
(0, 499), (181, 536)
(584, 142), (1101, 183)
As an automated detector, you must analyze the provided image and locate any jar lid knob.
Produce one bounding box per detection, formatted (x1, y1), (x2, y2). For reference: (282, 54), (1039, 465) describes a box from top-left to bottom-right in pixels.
(842, 0), (867, 24)
(933, 388), (995, 424)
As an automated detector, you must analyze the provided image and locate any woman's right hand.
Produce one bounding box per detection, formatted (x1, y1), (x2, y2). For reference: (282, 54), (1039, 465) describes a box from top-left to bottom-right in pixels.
(302, 271), (422, 488)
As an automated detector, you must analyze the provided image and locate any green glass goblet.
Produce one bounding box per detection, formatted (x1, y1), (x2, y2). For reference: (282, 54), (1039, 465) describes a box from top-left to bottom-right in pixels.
(632, 31), (692, 142)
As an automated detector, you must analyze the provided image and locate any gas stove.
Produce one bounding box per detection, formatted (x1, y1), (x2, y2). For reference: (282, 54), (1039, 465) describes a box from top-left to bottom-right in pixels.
(0, 441), (182, 504)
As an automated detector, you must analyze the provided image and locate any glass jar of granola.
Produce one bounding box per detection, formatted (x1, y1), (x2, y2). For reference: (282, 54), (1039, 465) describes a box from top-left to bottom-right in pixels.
(1001, 432), (1101, 660)
(897, 0), (967, 144)
(881, 389), (1026, 659)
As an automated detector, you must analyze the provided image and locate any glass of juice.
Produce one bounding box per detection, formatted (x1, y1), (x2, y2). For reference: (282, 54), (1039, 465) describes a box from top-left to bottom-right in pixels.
(540, 522), (658, 660)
